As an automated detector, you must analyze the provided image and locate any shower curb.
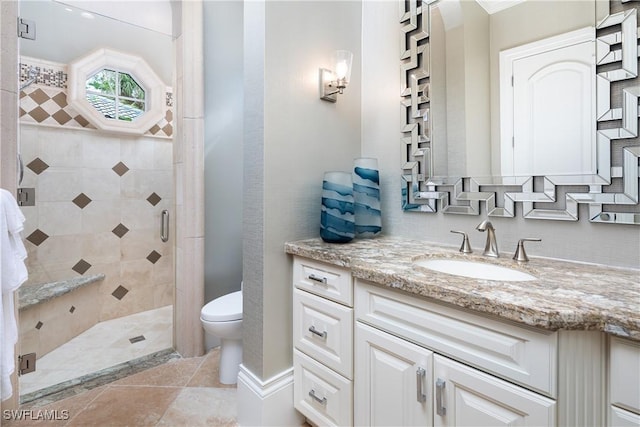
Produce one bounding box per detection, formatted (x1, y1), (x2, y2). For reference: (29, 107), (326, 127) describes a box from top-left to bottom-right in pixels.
(19, 348), (180, 408)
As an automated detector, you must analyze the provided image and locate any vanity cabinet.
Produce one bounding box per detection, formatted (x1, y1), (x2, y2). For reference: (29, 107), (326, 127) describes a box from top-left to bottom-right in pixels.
(355, 279), (556, 426)
(609, 337), (640, 426)
(289, 251), (634, 427)
(292, 257), (353, 426)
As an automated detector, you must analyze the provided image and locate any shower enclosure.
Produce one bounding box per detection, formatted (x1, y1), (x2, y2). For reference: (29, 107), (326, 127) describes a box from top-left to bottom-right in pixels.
(16, 0), (175, 401)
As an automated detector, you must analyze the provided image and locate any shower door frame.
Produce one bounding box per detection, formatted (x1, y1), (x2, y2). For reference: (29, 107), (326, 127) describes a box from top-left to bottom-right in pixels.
(0, 0), (207, 408)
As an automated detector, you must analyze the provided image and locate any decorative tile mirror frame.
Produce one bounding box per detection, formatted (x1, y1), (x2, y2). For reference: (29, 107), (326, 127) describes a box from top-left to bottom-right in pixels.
(400, 0), (640, 224)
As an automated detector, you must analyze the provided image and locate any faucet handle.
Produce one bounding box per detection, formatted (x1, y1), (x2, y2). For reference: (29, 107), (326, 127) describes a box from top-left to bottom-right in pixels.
(451, 230), (472, 254)
(512, 238), (541, 262)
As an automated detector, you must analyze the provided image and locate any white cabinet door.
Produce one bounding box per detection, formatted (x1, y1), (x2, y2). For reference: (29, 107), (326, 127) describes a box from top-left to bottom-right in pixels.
(434, 355), (556, 427)
(355, 322), (433, 426)
(610, 406), (640, 427)
(610, 337), (640, 415)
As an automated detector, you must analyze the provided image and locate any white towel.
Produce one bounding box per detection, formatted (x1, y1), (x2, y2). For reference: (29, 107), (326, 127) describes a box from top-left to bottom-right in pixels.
(0, 189), (28, 401)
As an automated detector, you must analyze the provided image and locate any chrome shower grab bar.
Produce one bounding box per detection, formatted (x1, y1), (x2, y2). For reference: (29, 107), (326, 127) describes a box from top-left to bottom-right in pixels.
(161, 209), (169, 242)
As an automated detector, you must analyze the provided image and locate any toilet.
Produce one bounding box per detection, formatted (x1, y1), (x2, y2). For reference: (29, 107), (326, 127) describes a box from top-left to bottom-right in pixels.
(200, 290), (243, 384)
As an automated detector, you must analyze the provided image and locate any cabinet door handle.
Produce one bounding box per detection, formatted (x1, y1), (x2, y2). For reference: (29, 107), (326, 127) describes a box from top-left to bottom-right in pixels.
(436, 378), (446, 416)
(308, 389), (327, 405)
(416, 367), (426, 403)
(308, 273), (328, 284)
(308, 325), (327, 339)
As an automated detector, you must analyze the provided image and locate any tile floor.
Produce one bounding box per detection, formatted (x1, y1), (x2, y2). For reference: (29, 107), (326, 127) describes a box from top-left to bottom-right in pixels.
(6, 348), (237, 427)
(20, 306), (173, 396)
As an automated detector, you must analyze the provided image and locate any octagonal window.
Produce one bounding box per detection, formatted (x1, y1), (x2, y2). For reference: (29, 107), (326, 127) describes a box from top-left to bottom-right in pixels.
(86, 69), (146, 121)
(68, 48), (165, 135)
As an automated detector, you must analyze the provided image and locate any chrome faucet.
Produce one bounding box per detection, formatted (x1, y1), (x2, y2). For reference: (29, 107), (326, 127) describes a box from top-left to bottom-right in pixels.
(476, 220), (499, 257)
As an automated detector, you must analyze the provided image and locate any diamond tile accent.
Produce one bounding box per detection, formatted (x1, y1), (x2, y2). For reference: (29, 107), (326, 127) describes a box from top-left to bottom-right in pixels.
(74, 115), (90, 127)
(52, 109), (72, 125)
(29, 88), (50, 104)
(26, 229), (49, 246)
(35, 321), (43, 330)
(69, 306), (76, 313)
(112, 285), (129, 300)
(26, 157), (49, 175)
(72, 259), (91, 275)
(72, 193), (92, 209)
(112, 161), (130, 176)
(19, 83), (173, 138)
(146, 192), (162, 206)
(129, 335), (146, 344)
(28, 106), (49, 123)
(112, 223), (130, 238)
(51, 92), (68, 108)
(146, 250), (162, 264)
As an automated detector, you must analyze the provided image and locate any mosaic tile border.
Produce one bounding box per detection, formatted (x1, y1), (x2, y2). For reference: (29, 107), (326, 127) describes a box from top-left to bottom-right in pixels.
(400, 1), (640, 224)
(20, 57), (173, 139)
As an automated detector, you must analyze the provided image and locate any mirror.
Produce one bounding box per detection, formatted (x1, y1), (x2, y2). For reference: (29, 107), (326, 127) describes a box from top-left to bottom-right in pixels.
(429, 0), (597, 178)
(401, 0), (639, 223)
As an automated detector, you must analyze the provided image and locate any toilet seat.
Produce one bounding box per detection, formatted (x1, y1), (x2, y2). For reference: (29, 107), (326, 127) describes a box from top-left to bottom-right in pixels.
(201, 291), (242, 322)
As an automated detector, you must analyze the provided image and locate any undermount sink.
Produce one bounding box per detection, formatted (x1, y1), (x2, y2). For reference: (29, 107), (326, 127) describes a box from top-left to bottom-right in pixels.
(414, 258), (537, 282)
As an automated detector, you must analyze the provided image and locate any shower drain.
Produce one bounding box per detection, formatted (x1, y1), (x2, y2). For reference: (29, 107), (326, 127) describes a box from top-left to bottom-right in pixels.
(129, 335), (146, 344)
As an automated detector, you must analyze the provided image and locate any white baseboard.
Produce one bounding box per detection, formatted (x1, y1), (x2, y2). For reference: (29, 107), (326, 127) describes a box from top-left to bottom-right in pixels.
(237, 363), (304, 427)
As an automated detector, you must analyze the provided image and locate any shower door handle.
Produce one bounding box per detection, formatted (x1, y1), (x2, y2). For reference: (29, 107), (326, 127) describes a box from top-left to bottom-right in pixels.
(17, 153), (24, 185)
(161, 209), (169, 242)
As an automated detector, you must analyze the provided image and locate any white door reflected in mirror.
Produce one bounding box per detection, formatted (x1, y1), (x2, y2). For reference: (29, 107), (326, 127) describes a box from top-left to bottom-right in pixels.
(500, 27), (596, 177)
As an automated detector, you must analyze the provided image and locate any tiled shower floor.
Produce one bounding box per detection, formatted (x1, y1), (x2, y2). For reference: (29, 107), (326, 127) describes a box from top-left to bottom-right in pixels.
(20, 305), (173, 396)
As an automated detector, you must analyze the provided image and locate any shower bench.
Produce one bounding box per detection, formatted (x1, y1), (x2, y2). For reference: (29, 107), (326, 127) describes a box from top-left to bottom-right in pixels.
(17, 274), (105, 360)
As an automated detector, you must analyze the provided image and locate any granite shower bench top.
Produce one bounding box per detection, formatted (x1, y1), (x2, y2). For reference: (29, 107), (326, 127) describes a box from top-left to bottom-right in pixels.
(18, 274), (106, 311)
(285, 237), (640, 341)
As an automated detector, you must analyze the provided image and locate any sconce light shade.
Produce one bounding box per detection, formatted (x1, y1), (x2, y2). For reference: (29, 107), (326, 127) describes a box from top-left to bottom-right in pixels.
(320, 50), (354, 103)
(333, 50), (353, 86)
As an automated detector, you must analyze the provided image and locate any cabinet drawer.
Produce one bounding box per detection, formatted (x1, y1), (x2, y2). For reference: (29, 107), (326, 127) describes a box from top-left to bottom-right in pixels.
(294, 349), (353, 427)
(356, 279), (558, 397)
(294, 288), (353, 379)
(610, 337), (640, 414)
(293, 257), (352, 306)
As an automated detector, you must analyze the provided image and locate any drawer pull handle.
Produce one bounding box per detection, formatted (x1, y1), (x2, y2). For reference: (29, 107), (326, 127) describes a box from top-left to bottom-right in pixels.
(308, 274), (328, 284)
(416, 367), (426, 403)
(436, 378), (446, 416)
(308, 389), (327, 405)
(308, 325), (327, 339)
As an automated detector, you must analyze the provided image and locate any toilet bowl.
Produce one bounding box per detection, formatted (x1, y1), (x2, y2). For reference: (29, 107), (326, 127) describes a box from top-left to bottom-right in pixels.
(201, 290), (243, 384)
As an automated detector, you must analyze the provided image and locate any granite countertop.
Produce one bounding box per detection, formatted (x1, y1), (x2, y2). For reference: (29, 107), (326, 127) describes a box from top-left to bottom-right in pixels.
(285, 237), (640, 341)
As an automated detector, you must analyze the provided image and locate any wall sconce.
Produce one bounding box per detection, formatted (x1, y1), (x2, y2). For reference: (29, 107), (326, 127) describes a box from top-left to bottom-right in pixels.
(319, 50), (353, 103)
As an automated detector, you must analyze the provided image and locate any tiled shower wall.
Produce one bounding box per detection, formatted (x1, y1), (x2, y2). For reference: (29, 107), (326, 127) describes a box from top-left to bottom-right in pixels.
(19, 57), (174, 323)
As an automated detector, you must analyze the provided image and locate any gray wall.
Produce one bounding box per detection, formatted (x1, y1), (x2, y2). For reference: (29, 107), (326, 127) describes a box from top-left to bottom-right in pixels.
(203, 1), (244, 305)
(243, 0), (362, 380)
(363, 0), (639, 269)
